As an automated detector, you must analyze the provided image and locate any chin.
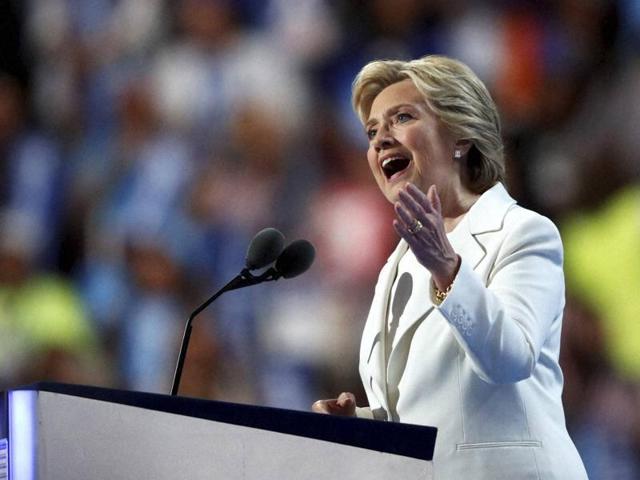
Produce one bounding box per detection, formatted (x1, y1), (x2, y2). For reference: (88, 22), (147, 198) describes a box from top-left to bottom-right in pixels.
(381, 185), (402, 204)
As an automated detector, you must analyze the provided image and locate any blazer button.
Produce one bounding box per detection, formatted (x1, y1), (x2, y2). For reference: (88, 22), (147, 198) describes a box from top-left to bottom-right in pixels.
(452, 304), (475, 336)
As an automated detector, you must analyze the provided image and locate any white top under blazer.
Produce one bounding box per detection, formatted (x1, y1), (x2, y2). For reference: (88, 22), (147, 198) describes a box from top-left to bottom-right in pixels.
(356, 183), (588, 479)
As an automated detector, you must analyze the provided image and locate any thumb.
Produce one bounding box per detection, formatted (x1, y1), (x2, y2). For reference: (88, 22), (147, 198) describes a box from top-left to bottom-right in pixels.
(337, 392), (355, 407)
(428, 185), (441, 214)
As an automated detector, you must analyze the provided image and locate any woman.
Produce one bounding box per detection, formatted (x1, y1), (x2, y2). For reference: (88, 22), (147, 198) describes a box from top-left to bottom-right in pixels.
(313, 56), (587, 479)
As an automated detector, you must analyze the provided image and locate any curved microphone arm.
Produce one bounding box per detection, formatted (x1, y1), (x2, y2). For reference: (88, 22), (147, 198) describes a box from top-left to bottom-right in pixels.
(170, 233), (314, 397)
(170, 267), (282, 396)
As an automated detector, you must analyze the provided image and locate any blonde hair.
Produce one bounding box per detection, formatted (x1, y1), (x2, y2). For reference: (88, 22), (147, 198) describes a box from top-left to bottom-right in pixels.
(352, 55), (505, 193)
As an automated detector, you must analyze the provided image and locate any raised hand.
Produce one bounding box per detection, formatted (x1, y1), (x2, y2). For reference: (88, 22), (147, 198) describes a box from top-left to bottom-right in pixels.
(393, 183), (460, 291)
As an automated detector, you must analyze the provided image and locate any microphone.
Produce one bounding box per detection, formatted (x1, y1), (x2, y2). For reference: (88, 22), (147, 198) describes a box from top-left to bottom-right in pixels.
(274, 239), (315, 279)
(245, 227), (285, 270)
(170, 229), (315, 396)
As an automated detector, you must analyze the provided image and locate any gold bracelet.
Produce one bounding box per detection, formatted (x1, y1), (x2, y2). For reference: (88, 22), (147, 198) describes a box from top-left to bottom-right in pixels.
(434, 282), (453, 305)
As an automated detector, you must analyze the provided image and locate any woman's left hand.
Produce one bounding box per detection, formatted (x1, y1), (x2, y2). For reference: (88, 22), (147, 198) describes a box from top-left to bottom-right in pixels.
(393, 183), (460, 291)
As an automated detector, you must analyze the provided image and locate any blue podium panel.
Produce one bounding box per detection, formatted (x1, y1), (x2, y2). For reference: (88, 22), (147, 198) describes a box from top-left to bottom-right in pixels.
(1, 391), (8, 480)
(2, 383), (436, 480)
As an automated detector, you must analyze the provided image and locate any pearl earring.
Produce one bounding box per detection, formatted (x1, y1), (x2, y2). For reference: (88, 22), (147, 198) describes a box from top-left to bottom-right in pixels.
(454, 150), (462, 159)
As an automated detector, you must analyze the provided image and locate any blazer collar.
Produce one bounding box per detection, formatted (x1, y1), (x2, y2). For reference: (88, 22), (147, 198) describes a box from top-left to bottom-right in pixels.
(458, 182), (516, 270)
(466, 182), (516, 235)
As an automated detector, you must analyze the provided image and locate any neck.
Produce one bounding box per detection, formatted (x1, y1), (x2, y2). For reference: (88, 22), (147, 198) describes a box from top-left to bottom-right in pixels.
(439, 183), (480, 233)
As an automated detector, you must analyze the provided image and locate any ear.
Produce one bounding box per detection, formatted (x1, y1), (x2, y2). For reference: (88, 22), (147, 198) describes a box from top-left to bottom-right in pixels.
(453, 140), (473, 159)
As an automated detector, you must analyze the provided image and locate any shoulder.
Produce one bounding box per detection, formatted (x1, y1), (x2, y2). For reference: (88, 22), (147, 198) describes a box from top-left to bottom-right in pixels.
(471, 183), (561, 244)
(504, 203), (560, 238)
(469, 183), (563, 264)
(496, 203), (563, 265)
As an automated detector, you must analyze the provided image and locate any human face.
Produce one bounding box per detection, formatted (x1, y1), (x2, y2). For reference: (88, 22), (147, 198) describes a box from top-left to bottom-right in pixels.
(365, 79), (457, 204)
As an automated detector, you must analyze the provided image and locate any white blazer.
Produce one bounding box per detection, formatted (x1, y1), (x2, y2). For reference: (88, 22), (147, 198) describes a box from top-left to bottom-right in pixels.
(357, 183), (587, 479)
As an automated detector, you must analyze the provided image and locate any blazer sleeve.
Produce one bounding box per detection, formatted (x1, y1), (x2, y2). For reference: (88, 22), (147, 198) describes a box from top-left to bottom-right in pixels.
(437, 211), (564, 384)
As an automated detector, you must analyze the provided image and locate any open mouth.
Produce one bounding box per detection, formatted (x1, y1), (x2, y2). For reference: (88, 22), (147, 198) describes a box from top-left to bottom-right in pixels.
(381, 156), (411, 179)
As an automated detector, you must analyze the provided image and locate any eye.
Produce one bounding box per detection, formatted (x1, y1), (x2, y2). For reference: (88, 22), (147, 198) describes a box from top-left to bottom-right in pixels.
(366, 128), (377, 140)
(396, 112), (413, 123)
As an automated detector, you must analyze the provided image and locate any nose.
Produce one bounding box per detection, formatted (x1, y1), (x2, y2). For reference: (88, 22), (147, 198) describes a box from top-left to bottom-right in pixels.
(373, 123), (394, 152)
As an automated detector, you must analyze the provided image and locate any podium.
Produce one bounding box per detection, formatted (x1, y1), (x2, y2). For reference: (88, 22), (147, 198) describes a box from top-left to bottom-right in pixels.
(1, 383), (436, 479)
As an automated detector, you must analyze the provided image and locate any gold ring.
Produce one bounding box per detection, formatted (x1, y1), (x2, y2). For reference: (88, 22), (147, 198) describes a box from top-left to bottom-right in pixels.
(408, 219), (423, 234)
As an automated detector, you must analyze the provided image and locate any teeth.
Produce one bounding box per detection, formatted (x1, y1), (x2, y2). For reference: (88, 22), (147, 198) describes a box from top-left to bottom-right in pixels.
(382, 157), (402, 168)
(380, 155), (411, 179)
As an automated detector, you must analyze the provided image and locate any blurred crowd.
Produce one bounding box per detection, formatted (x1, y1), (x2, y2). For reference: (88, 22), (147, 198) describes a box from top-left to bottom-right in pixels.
(1, 0), (639, 477)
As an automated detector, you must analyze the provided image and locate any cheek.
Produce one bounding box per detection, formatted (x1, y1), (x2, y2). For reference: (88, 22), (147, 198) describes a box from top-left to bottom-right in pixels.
(404, 129), (449, 173)
(366, 148), (379, 175)
(404, 128), (430, 156)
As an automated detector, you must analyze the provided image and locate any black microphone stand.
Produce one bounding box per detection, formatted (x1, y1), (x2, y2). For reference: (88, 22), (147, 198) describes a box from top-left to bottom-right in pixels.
(170, 267), (280, 396)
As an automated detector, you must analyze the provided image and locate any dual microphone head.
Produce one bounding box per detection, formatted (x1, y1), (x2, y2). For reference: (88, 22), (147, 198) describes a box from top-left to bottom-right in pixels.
(244, 228), (315, 279)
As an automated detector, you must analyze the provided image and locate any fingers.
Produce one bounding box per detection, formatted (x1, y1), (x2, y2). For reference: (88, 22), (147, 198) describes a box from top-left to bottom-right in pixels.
(394, 189), (426, 245)
(312, 392), (356, 416)
(394, 200), (416, 229)
(337, 391), (356, 409)
(395, 183), (439, 233)
(395, 183), (439, 230)
(311, 399), (334, 414)
(405, 183), (438, 214)
(393, 218), (412, 243)
(398, 187), (429, 219)
(426, 184), (441, 214)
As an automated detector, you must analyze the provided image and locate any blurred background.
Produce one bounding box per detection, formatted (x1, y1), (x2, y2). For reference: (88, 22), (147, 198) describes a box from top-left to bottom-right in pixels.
(0, 0), (639, 477)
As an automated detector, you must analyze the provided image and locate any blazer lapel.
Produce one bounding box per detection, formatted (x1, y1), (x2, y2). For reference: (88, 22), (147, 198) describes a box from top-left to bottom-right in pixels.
(361, 240), (407, 411)
(453, 182), (517, 270)
(467, 182), (516, 238)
